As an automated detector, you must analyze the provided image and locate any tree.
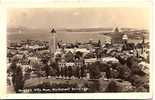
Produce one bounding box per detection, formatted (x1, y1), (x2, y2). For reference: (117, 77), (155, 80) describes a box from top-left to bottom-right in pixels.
(68, 66), (73, 78)
(89, 62), (101, 79)
(99, 63), (109, 73)
(117, 55), (127, 65)
(55, 53), (62, 62)
(88, 80), (100, 92)
(106, 68), (120, 79)
(32, 62), (40, 71)
(65, 51), (74, 62)
(97, 40), (101, 47)
(14, 66), (24, 93)
(44, 63), (50, 78)
(136, 86), (148, 92)
(116, 63), (131, 80)
(130, 62), (143, 75)
(84, 52), (95, 59)
(80, 65), (86, 78)
(129, 74), (144, 87)
(50, 62), (60, 76)
(105, 80), (122, 92)
(95, 48), (102, 58)
(64, 66), (68, 77)
(75, 51), (83, 59)
(75, 67), (80, 78)
(60, 67), (65, 77)
(127, 56), (143, 75)
(8, 60), (24, 93)
(127, 56), (139, 68)
(8, 62), (17, 76)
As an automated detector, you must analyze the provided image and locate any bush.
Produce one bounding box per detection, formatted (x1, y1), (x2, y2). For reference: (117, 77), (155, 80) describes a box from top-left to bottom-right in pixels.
(89, 62), (101, 79)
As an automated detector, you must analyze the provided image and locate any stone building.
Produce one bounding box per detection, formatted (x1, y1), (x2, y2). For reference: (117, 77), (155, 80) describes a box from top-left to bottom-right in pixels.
(111, 27), (123, 44)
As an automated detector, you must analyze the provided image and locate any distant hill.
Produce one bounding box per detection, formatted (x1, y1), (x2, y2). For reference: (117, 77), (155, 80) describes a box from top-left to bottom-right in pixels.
(7, 27), (149, 40)
(65, 27), (113, 32)
(7, 26), (48, 34)
(100, 28), (149, 40)
(7, 27), (114, 33)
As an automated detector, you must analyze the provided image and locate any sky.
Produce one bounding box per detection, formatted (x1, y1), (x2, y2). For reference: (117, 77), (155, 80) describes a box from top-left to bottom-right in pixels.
(7, 7), (152, 30)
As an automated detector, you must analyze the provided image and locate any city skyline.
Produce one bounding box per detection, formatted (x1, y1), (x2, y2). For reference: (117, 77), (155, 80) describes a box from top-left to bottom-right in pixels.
(6, 7), (151, 94)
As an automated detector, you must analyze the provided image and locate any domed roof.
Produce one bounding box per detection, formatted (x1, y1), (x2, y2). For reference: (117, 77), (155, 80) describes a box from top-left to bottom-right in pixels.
(51, 28), (56, 33)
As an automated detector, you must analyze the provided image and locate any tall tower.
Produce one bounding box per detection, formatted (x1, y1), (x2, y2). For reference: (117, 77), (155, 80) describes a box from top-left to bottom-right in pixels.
(141, 37), (145, 54)
(49, 28), (56, 55)
(122, 33), (128, 50)
(122, 33), (128, 44)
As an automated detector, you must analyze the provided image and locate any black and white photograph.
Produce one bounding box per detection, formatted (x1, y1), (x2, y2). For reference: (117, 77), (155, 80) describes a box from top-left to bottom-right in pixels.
(6, 7), (151, 93)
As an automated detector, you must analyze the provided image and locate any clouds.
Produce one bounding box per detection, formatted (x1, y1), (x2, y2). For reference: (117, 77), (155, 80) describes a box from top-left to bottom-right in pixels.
(7, 7), (151, 29)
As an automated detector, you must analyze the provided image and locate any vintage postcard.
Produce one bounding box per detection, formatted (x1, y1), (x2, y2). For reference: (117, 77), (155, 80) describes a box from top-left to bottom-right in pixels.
(0, 1), (153, 99)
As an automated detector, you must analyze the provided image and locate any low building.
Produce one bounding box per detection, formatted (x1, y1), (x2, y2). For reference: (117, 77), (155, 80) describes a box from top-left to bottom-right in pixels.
(28, 56), (40, 65)
(64, 48), (90, 54)
(58, 60), (84, 68)
(101, 57), (119, 64)
(84, 58), (97, 65)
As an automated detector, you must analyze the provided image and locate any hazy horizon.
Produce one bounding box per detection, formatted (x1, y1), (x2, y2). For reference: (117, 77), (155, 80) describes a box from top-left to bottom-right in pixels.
(7, 7), (151, 30)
